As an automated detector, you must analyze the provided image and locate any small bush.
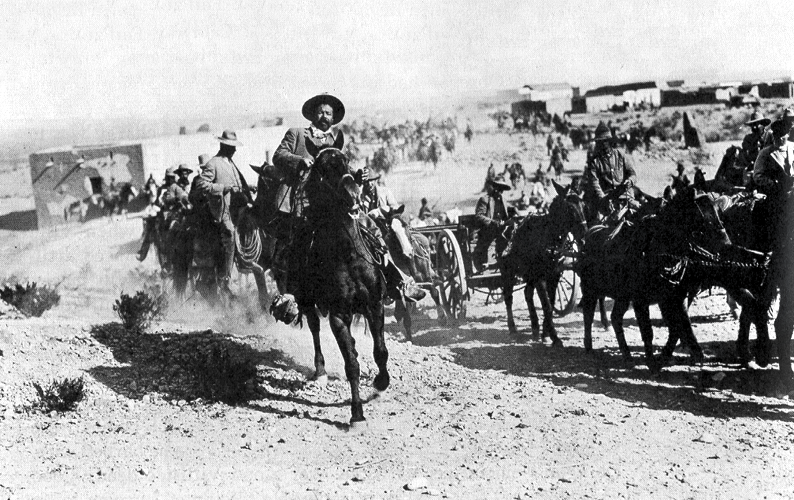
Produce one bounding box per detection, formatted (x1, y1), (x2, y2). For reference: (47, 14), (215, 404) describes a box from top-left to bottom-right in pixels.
(0, 282), (60, 317)
(32, 377), (85, 412)
(114, 290), (166, 333)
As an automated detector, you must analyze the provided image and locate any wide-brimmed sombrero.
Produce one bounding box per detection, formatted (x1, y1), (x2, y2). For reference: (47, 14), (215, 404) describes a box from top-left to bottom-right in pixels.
(302, 93), (345, 125)
(175, 164), (193, 175)
(490, 174), (511, 191)
(217, 129), (241, 147)
(746, 111), (771, 127)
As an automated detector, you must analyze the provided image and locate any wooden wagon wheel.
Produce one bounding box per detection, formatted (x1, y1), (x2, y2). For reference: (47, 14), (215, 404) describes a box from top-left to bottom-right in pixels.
(436, 229), (468, 320)
(553, 232), (580, 317)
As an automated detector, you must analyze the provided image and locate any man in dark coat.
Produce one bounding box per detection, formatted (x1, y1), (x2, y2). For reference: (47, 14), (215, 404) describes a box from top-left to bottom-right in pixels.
(473, 174), (511, 273)
(739, 112), (771, 169)
(193, 130), (252, 297)
(271, 94), (424, 314)
(583, 121), (638, 222)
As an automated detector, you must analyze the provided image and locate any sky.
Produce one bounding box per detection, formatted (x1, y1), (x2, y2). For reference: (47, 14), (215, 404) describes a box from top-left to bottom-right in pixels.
(1, 0), (792, 127)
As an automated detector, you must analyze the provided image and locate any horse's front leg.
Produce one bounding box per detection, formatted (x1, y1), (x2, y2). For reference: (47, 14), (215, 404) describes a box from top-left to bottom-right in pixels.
(306, 309), (327, 385)
(598, 297), (611, 331)
(536, 280), (562, 347)
(524, 283), (540, 338)
(610, 299), (632, 361)
(633, 301), (659, 373)
(503, 267), (518, 336)
(328, 312), (364, 427)
(366, 305), (390, 394)
(581, 290), (598, 353)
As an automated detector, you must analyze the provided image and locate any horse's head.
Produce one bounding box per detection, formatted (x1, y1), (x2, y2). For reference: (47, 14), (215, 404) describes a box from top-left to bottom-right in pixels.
(548, 180), (587, 241)
(306, 147), (360, 215)
(661, 186), (731, 252)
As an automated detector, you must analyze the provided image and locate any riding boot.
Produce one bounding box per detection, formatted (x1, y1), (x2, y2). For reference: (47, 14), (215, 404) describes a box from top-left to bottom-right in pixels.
(383, 256), (425, 303)
(218, 223), (236, 303)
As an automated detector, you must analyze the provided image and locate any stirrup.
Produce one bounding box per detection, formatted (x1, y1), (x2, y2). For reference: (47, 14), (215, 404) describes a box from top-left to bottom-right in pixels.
(270, 294), (300, 324)
(401, 277), (426, 303)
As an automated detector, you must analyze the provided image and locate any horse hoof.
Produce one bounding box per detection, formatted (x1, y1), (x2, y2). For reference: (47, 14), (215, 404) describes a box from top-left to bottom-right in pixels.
(551, 339), (564, 348)
(348, 419), (369, 433)
(312, 374), (329, 387)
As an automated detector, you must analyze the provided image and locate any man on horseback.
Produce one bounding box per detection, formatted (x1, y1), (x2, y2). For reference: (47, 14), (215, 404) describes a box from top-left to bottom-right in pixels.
(474, 174), (512, 273)
(583, 121), (638, 222)
(193, 130), (253, 299)
(271, 94), (424, 319)
(740, 112), (771, 170)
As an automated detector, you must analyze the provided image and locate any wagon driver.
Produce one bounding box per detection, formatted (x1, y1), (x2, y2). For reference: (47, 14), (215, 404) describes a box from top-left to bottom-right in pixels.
(473, 173), (512, 273)
(269, 94), (425, 321)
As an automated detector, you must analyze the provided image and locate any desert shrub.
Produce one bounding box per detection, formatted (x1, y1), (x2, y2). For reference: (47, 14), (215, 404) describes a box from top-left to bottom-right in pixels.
(114, 290), (166, 333)
(0, 282), (60, 317)
(705, 131), (723, 143)
(32, 377), (85, 412)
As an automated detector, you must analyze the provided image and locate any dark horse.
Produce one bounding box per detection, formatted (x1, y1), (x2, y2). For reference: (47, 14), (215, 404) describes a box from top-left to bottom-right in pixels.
(501, 181), (588, 343)
(709, 192), (774, 366)
(578, 187), (764, 371)
(293, 148), (390, 429)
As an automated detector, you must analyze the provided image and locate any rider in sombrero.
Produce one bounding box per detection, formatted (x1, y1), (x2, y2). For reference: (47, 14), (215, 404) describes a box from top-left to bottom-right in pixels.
(270, 94), (425, 320)
(582, 121), (638, 223)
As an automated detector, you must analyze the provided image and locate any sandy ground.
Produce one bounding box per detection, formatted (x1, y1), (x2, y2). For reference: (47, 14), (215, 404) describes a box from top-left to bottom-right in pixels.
(1, 131), (793, 499)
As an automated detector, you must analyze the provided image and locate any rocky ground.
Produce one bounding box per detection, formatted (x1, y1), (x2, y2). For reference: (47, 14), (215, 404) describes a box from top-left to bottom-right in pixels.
(1, 132), (793, 499)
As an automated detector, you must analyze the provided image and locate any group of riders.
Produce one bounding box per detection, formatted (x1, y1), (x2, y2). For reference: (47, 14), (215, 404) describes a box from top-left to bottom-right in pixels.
(137, 92), (794, 327)
(474, 107), (794, 276)
(137, 93), (426, 320)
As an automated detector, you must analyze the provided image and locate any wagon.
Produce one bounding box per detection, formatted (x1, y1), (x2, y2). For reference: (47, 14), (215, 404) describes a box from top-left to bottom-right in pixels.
(413, 214), (579, 320)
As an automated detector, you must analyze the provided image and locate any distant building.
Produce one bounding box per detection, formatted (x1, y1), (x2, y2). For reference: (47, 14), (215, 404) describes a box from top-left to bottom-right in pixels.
(756, 80), (794, 99)
(514, 82), (573, 116)
(519, 83), (573, 102)
(27, 126), (287, 229)
(584, 81), (661, 113)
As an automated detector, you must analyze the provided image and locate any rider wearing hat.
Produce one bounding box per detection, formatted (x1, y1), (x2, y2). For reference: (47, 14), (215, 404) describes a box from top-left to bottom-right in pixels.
(583, 121), (638, 222)
(162, 164), (192, 209)
(738, 111), (771, 171)
(270, 94), (424, 319)
(473, 174), (512, 273)
(193, 130), (253, 298)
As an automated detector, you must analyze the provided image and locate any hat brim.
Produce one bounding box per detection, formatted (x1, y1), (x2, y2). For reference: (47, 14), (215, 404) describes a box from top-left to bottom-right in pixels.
(746, 118), (771, 126)
(217, 136), (241, 146)
(302, 94), (345, 125)
(593, 135), (612, 141)
(490, 180), (512, 190)
(175, 168), (193, 174)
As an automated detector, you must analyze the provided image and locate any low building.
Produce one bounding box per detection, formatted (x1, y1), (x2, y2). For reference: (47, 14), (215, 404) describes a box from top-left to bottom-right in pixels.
(757, 80), (794, 99)
(28, 126), (287, 229)
(584, 81), (661, 113)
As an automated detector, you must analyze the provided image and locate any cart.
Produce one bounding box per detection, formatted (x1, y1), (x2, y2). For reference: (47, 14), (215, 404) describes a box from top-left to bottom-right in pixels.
(413, 214), (579, 320)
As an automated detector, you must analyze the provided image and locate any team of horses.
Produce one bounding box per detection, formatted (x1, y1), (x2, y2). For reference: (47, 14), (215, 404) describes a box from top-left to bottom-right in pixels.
(150, 147), (793, 427)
